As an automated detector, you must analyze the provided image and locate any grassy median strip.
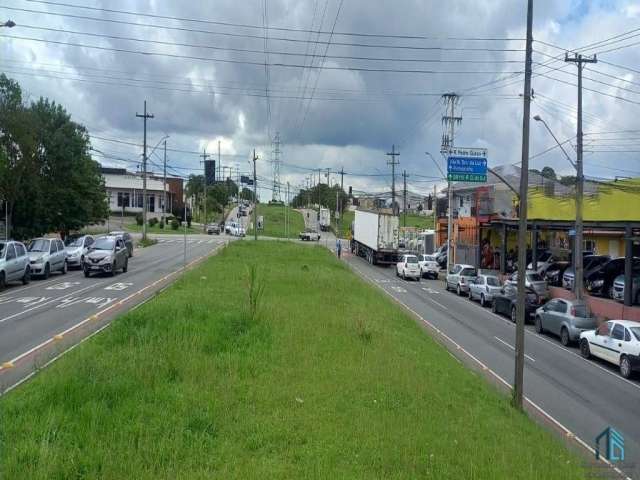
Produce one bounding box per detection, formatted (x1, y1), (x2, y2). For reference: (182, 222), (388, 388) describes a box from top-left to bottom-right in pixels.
(249, 203), (305, 238)
(0, 242), (586, 479)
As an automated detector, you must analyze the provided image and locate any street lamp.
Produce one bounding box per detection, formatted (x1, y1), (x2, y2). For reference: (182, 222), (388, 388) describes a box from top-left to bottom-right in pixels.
(1, 20), (16, 28)
(533, 114), (583, 300)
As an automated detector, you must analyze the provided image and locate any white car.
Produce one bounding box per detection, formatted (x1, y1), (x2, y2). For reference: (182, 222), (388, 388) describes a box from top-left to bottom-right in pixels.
(299, 229), (321, 241)
(580, 320), (640, 379)
(468, 274), (502, 307)
(418, 254), (440, 279)
(396, 254), (421, 281)
(64, 234), (95, 268)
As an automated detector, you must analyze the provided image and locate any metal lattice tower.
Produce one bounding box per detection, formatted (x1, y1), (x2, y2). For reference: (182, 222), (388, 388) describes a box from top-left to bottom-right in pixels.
(272, 132), (282, 202)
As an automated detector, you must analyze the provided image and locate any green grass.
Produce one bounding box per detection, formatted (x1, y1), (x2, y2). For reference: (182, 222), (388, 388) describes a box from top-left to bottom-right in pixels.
(138, 237), (158, 248)
(248, 203), (305, 238)
(0, 242), (587, 479)
(126, 223), (204, 235)
(335, 209), (354, 238)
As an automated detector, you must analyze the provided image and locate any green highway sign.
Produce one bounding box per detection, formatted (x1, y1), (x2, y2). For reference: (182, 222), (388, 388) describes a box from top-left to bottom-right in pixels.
(447, 173), (487, 182)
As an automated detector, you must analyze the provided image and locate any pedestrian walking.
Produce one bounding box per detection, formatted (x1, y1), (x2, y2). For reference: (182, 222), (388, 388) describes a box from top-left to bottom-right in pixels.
(336, 239), (342, 258)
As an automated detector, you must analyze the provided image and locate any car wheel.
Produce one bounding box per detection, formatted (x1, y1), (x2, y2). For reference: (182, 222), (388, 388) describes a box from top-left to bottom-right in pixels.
(492, 301), (498, 314)
(61, 260), (67, 274)
(534, 316), (544, 334)
(579, 339), (591, 359)
(560, 327), (570, 346)
(444, 281), (449, 291)
(402, 272), (406, 281)
(620, 356), (633, 379)
(83, 267), (91, 278)
(22, 267), (30, 285)
(123, 259), (128, 273)
(0, 272), (5, 290)
(510, 306), (517, 323)
(608, 286), (614, 299)
(416, 276), (421, 282)
(456, 285), (461, 296)
(43, 263), (50, 279)
(110, 262), (116, 276)
(81, 255), (85, 265)
(480, 294), (486, 307)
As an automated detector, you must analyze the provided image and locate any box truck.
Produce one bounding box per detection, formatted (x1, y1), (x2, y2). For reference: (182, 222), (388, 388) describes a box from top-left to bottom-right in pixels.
(351, 210), (399, 265)
(319, 207), (331, 231)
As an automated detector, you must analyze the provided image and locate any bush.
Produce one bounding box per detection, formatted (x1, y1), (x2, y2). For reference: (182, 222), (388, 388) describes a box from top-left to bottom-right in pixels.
(171, 219), (180, 230)
(159, 219), (165, 229)
(148, 217), (158, 227)
(135, 212), (143, 226)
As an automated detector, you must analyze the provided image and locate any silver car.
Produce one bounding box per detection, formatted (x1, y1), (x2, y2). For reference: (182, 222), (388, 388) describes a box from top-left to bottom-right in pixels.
(83, 236), (129, 277)
(445, 264), (477, 296)
(64, 234), (95, 268)
(468, 274), (502, 307)
(506, 270), (549, 301)
(0, 240), (31, 289)
(535, 298), (597, 346)
(612, 274), (640, 305)
(28, 238), (68, 278)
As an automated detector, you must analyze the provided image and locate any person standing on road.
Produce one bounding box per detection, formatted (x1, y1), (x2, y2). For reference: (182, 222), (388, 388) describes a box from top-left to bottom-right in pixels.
(336, 239), (341, 258)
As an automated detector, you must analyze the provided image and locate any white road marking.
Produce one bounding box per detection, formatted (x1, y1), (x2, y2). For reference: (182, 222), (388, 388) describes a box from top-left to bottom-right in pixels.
(494, 336), (536, 362)
(390, 286), (407, 293)
(421, 287), (440, 294)
(45, 282), (81, 291)
(104, 282), (134, 291)
(429, 298), (448, 310)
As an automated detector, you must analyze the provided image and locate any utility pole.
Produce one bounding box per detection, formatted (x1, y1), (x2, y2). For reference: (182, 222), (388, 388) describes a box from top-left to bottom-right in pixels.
(340, 167), (344, 237)
(272, 133), (282, 202)
(253, 150), (258, 241)
(136, 101), (154, 241)
(286, 181), (290, 239)
(513, 0), (534, 411)
(565, 52), (597, 301)
(326, 167), (331, 188)
(386, 145), (400, 215)
(403, 170), (408, 227)
(163, 140), (167, 224)
(441, 93), (462, 272)
(200, 149), (210, 231)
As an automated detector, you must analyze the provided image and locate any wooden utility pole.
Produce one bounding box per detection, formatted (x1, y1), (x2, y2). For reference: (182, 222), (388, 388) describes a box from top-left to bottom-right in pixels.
(386, 145), (400, 215)
(403, 170), (408, 227)
(135, 101), (154, 241)
(253, 150), (258, 241)
(200, 149), (210, 231)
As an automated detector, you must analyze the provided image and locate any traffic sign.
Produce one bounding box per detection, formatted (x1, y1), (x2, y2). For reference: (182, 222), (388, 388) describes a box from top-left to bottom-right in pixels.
(447, 147), (488, 183)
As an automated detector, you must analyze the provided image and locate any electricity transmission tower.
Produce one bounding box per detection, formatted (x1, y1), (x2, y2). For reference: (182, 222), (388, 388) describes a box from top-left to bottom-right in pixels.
(272, 132), (282, 202)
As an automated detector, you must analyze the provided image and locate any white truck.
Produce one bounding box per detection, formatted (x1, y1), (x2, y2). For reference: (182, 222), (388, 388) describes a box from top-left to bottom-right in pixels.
(319, 207), (331, 231)
(351, 210), (399, 265)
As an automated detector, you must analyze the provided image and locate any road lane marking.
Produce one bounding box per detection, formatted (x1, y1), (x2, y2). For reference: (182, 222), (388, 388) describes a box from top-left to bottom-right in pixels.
(494, 336), (536, 362)
(104, 282), (133, 291)
(0, 274), (71, 298)
(347, 260), (633, 480)
(429, 299), (447, 310)
(46, 282), (81, 290)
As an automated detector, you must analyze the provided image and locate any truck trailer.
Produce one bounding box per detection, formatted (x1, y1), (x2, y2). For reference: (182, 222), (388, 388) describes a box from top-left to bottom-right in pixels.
(351, 210), (399, 265)
(318, 207), (331, 231)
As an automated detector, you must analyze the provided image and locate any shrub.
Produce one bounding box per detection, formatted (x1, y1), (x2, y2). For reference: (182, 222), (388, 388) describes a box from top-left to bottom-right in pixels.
(171, 219), (180, 230)
(159, 219), (165, 229)
(135, 212), (143, 226)
(148, 217), (158, 227)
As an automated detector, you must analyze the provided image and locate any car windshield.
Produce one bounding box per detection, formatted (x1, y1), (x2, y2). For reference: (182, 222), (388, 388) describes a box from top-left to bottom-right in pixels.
(93, 238), (115, 250)
(65, 236), (83, 247)
(0, 242), (4, 257)
(461, 268), (477, 276)
(539, 252), (552, 262)
(630, 327), (640, 342)
(406, 256), (418, 264)
(28, 239), (50, 252)
(572, 304), (590, 317)
(527, 273), (543, 282)
(486, 277), (500, 286)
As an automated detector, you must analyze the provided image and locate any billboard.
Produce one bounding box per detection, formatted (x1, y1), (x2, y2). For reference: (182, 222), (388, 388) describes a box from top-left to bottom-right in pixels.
(204, 160), (216, 186)
(447, 147), (487, 182)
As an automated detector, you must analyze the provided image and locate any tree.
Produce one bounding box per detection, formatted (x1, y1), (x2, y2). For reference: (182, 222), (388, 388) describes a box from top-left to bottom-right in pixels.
(559, 175), (577, 186)
(541, 166), (557, 180)
(241, 187), (255, 202)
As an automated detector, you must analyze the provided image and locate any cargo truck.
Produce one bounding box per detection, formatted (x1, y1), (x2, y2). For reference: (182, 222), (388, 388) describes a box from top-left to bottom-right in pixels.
(319, 207), (331, 231)
(351, 210), (399, 265)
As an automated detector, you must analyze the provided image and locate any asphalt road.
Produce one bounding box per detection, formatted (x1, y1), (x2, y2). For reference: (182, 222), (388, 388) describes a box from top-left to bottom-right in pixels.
(0, 234), (228, 389)
(344, 252), (640, 480)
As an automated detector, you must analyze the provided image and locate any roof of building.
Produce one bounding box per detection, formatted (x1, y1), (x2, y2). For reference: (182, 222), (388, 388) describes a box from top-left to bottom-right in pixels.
(103, 172), (166, 192)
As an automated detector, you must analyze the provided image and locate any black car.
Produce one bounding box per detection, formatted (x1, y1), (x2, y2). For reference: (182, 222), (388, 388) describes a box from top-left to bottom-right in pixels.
(563, 255), (611, 290)
(586, 257), (640, 298)
(544, 261), (570, 286)
(491, 284), (541, 323)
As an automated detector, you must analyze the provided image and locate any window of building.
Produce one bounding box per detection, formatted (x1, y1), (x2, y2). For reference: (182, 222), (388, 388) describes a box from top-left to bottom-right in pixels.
(584, 239), (596, 252)
(459, 196), (464, 207)
(117, 192), (130, 207)
(136, 193), (143, 209)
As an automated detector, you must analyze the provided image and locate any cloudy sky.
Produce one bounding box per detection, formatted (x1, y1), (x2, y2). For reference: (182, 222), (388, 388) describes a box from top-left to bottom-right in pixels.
(1, 0), (639, 200)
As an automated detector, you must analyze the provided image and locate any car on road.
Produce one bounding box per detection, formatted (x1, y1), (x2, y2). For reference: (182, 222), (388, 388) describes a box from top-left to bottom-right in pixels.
(491, 283), (541, 322)
(64, 234), (95, 268)
(28, 238), (68, 279)
(544, 261), (570, 287)
(534, 299), (597, 346)
(109, 231), (134, 257)
(580, 320), (640, 379)
(468, 274), (502, 307)
(505, 270), (550, 301)
(83, 235), (129, 277)
(299, 228), (321, 241)
(396, 254), (421, 281)
(225, 221), (245, 237)
(445, 264), (477, 296)
(418, 254), (440, 279)
(0, 240), (31, 289)
(563, 255), (610, 290)
(612, 274), (640, 304)
(206, 223), (221, 235)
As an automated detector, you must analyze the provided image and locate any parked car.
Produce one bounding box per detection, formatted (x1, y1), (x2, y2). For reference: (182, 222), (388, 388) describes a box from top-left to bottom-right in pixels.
(491, 283), (541, 322)
(544, 261), (570, 287)
(612, 274), (640, 305)
(28, 238), (67, 278)
(0, 240), (30, 289)
(206, 224), (221, 235)
(83, 235), (129, 277)
(418, 254), (440, 279)
(64, 234), (95, 269)
(526, 251), (555, 275)
(109, 231), (134, 257)
(445, 264), (477, 296)
(534, 299), (597, 346)
(505, 270), (550, 301)
(563, 255), (610, 290)
(468, 274), (502, 307)
(585, 257), (640, 298)
(396, 254), (421, 281)
(299, 228), (320, 241)
(580, 320), (640, 379)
